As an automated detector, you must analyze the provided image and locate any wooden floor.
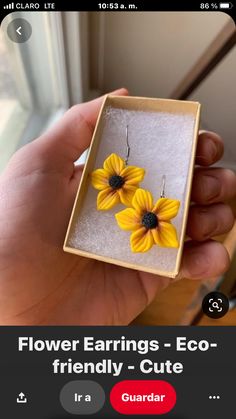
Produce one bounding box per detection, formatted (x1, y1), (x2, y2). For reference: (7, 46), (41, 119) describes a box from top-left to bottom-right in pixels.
(134, 198), (236, 326)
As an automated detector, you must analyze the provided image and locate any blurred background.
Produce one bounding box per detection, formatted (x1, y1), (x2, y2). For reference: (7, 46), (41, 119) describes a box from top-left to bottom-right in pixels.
(0, 11), (236, 325)
(0, 11), (236, 170)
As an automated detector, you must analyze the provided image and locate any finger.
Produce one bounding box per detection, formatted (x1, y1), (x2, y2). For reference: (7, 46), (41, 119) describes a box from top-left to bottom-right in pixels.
(179, 240), (230, 280)
(191, 167), (236, 204)
(70, 164), (85, 192)
(187, 204), (235, 241)
(195, 131), (224, 166)
(39, 88), (129, 163)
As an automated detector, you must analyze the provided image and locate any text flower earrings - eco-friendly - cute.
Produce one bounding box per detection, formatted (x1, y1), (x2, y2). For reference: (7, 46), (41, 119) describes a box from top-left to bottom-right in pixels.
(91, 126), (145, 210)
(91, 127), (180, 252)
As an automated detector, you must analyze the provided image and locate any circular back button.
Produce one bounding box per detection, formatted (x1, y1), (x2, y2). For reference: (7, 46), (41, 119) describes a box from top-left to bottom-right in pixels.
(60, 380), (105, 415)
(7, 18), (32, 43)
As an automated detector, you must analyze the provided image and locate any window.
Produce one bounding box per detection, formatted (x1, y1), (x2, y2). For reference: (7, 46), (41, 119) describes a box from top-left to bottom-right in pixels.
(0, 11), (90, 171)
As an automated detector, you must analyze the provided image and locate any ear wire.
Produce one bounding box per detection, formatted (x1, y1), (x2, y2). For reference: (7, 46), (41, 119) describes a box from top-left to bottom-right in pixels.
(125, 125), (130, 165)
(160, 175), (166, 198)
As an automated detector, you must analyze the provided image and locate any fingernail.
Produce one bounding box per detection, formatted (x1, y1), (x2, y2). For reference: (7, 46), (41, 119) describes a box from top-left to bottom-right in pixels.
(206, 138), (218, 161)
(187, 250), (210, 278)
(203, 175), (221, 201)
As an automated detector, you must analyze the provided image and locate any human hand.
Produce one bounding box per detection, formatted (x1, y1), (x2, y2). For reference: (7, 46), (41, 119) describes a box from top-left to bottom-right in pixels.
(0, 88), (235, 325)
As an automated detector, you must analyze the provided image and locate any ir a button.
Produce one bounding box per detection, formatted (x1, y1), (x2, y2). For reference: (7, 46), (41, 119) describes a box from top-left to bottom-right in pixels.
(60, 380), (105, 415)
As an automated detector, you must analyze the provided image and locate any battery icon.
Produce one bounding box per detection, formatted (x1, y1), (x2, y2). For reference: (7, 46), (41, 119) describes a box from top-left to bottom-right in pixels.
(219, 2), (233, 8)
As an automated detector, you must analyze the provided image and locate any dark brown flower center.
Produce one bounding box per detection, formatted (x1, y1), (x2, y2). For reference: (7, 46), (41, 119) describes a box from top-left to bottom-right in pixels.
(109, 175), (125, 189)
(142, 212), (158, 229)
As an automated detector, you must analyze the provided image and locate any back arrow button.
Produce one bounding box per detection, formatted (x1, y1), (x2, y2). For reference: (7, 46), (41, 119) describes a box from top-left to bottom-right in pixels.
(7, 18), (32, 43)
(16, 26), (22, 36)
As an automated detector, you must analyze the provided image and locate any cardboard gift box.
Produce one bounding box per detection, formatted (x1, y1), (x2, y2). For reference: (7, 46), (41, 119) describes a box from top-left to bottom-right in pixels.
(64, 95), (201, 278)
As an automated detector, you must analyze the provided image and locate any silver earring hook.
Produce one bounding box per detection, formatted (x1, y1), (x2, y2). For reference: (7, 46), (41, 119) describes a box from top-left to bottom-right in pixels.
(160, 175), (166, 198)
(125, 125), (130, 165)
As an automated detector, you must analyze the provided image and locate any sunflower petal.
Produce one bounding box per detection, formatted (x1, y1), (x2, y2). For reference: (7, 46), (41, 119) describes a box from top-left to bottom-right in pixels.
(115, 208), (141, 231)
(103, 153), (125, 176)
(120, 166), (145, 185)
(91, 168), (109, 190)
(151, 228), (162, 245)
(130, 227), (154, 253)
(97, 188), (120, 210)
(118, 184), (137, 206)
(153, 198), (180, 221)
(132, 188), (154, 213)
(158, 221), (179, 247)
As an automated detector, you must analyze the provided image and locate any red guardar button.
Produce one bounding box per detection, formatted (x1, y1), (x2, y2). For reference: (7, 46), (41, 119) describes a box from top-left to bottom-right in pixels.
(110, 380), (176, 415)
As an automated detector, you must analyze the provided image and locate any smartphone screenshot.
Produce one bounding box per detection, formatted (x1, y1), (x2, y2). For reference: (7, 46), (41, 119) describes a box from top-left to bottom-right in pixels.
(0, 1), (235, 418)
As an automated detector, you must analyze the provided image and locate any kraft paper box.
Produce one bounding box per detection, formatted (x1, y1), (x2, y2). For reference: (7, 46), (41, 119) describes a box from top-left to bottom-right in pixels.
(64, 95), (201, 278)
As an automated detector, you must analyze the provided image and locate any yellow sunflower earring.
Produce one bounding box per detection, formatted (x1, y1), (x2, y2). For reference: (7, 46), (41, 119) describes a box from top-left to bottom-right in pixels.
(91, 126), (145, 210)
(115, 175), (180, 253)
